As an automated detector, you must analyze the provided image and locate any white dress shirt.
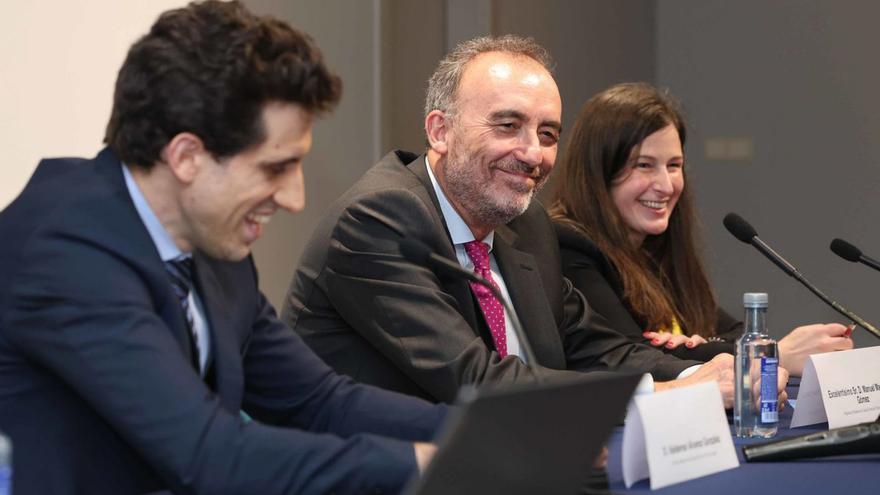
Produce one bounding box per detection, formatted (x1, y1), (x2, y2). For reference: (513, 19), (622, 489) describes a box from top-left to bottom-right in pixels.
(424, 157), (525, 360)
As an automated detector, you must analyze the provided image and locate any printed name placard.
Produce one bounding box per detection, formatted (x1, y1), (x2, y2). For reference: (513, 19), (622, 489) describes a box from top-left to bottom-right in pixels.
(790, 346), (880, 429)
(622, 381), (739, 490)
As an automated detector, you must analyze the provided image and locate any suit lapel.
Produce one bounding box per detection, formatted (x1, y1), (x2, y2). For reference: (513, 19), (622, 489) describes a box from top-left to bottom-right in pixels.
(92, 151), (200, 367)
(94, 150), (243, 409)
(191, 255), (244, 412)
(407, 155), (480, 328)
(492, 226), (567, 368)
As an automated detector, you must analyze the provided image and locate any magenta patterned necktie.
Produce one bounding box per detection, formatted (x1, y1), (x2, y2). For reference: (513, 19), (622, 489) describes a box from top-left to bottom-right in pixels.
(463, 240), (508, 357)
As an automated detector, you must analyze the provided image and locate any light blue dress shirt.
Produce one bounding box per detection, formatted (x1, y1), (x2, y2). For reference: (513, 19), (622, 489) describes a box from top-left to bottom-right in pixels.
(122, 164), (211, 374)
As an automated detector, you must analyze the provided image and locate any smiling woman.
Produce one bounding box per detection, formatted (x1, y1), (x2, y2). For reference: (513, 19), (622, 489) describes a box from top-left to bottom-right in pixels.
(549, 83), (716, 345)
(548, 83), (853, 374)
(610, 124), (684, 246)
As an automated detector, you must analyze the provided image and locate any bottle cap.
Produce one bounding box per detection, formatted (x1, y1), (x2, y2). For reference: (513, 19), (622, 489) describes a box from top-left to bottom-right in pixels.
(743, 292), (768, 308)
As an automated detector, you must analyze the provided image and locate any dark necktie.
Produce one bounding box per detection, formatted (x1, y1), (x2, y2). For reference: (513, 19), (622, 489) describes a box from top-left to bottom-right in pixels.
(164, 256), (200, 370)
(463, 240), (508, 357)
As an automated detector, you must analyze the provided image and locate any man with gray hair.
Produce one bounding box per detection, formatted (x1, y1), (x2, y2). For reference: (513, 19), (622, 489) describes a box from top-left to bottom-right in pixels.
(283, 35), (741, 404)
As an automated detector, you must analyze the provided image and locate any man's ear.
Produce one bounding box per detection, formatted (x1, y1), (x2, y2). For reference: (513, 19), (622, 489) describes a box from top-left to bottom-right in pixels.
(159, 133), (207, 184)
(425, 110), (451, 155)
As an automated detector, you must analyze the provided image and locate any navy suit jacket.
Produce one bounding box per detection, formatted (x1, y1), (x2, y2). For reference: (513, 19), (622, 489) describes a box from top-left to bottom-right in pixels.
(0, 148), (445, 495)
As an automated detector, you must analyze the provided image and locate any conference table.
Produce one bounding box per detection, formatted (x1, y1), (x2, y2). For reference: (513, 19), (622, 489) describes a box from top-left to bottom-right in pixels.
(605, 379), (880, 494)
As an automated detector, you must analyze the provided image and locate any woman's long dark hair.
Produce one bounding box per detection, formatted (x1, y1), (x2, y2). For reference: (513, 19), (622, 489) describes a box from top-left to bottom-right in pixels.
(549, 83), (718, 336)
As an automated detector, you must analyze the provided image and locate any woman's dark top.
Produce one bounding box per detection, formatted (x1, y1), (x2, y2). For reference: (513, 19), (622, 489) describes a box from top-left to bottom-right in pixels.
(554, 220), (740, 362)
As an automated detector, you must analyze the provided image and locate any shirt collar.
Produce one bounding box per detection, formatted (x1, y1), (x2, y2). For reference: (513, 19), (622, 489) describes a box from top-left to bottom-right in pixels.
(122, 163), (188, 262)
(424, 155), (494, 250)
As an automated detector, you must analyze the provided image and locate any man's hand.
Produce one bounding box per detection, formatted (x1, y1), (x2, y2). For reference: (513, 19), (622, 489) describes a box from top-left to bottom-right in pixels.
(767, 365), (791, 412)
(747, 362), (790, 412)
(655, 353), (791, 410)
(778, 366), (790, 410)
(414, 442), (437, 473)
(655, 353), (735, 407)
(593, 446), (608, 469)
(779, 323), (853, 376)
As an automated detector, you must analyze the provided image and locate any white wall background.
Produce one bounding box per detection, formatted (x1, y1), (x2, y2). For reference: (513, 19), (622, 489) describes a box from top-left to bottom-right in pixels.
(0, 0), (184, 208)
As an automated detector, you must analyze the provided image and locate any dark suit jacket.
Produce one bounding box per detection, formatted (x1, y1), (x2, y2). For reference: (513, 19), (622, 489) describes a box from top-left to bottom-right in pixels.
(0, 148), (446, 495)
(283, 150), (698, 403)
(554, 220), (741, 362)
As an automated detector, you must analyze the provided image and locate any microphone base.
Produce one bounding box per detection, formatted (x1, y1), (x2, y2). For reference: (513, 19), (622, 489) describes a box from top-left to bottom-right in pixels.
(743, 421), (880, 462)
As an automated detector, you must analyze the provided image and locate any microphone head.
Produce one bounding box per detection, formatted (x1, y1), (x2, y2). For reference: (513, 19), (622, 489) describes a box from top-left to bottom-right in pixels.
(723, 213), (758, 244)
(398, 238), (432, 264)
(830, 238), (862, 262)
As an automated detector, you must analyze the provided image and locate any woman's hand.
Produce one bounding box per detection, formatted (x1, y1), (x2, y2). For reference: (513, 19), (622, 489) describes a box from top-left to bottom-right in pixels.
(643, 331), (708, 349)
(778, 323), (853, 376)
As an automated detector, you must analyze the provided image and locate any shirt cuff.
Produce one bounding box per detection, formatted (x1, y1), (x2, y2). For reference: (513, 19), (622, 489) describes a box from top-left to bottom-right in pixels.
(634, 364), (701, 396)
(634, 373), (655, 396)
(676, 364), (702, 380)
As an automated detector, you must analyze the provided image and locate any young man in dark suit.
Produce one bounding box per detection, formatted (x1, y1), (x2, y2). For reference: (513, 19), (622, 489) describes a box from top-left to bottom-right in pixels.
(0, 2), (443, 494)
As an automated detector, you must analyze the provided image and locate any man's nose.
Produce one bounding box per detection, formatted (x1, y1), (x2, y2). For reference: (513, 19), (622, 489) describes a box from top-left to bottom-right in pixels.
(514, 131), (543, 166)
(274, 167), (305, 213)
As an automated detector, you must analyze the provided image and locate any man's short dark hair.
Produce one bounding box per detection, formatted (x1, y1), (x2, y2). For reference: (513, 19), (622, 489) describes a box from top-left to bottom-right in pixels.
(105, 0), (342, 169)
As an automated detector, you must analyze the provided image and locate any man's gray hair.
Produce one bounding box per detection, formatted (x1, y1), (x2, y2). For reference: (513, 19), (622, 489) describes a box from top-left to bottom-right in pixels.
(424, 35), (554, 118)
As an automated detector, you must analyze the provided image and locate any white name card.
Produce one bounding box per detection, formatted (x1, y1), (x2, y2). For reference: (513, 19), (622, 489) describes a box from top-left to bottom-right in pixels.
(790, 346), (880, 429)
(622, 381), (739, 490)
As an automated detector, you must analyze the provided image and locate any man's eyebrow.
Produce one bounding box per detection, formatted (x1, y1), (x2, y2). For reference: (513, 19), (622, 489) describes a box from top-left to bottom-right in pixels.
(489, 109), (528, 121)
(488, 109), (563, 133)
(258, 155), (301, 167)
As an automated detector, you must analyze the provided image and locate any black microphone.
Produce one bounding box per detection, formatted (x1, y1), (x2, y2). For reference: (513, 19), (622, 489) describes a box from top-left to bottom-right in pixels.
(831, 238), (880, 273)
(723, 213), (798, 276)
(743, 420), (880, 462)
(723, 213), (880, 340)
(398, 238), (541, 374)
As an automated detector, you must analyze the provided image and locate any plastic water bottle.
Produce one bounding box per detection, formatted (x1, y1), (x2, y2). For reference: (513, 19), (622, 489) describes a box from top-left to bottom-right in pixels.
(0, 431), (10, 495)
(734, 292), (779, 438)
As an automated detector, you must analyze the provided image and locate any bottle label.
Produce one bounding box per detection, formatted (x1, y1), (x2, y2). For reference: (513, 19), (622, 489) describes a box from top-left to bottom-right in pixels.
(760, 356), (779, 424)
(0, 465), (10, 495)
